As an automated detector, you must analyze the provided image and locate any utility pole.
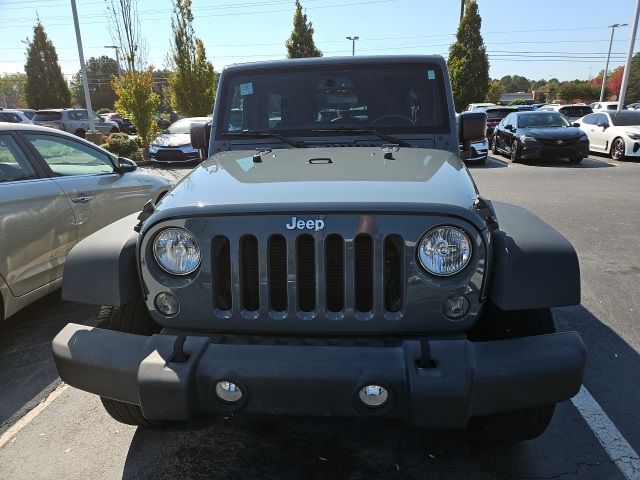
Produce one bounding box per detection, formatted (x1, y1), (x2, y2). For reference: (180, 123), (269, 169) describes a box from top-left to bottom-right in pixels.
(460, 0), (466, 22)
(104, 45), (122, 79)
(346, 36), (359, 56)
(600, 23), (627, 102)
(618, 0), (640, 110)
(70, 0), (98, 139)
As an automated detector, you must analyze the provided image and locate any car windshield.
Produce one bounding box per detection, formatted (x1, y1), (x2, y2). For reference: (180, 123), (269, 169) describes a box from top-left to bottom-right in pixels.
(168, 119), (193, 134)
(610, 111), (640, 126)
(517, 112), (571, 128)
(219, 63), (449, 136)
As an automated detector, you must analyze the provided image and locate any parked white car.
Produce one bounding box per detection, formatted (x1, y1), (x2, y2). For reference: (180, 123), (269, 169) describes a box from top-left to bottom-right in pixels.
(0, 109), (33, 124)
(590, 101), (624, 111)
(465, 102), (495, 112)
(574, 110), (640, 160)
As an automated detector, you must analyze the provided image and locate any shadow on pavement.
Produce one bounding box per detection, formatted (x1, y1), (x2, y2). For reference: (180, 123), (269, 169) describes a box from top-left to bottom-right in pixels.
(0, 291), (96, 427)
(520, 157), (614, 168)
(120, 303), (635, 480)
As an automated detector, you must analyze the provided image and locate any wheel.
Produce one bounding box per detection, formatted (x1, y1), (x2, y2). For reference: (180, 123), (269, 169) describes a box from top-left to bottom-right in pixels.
(491, 137), (498, 155)
(610, 137), (625, 161)
(96, 297), (162, 427)
(466, 305), (557, 441)
(569, 156), (583, 164)
(75, 129), (86, 138)
(110, 127), (120, 134)
(510, 140), (521, 163)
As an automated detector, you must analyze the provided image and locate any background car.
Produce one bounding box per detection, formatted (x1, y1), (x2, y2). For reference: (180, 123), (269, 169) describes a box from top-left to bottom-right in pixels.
(32, 109), (120, 137)
(625, 102), (640, 110)
(590, 101), (624, 111)
(100, 112), (137, 134)
(539, 104), (593, 122)
(574, 110), (640, 161)
(16, 108), (36, 120)
(0, 123), (172, 322)
(149, 116), (210, 162)
(492, 111), (589, 163)
(477, 106), (516, 146)
(0, 109), (32, 124)
(465, 102), (495, 112)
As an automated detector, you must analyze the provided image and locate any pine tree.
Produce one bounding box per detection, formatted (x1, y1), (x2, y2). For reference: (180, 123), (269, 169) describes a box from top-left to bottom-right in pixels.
(24, 21), (70, 109)
(447, 0), (489, 111)
(285, 1), (322, 59)
(166, 0), (218, 117)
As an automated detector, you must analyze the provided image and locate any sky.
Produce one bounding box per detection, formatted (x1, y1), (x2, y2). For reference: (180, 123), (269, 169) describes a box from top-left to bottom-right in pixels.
(1, 0), (640, 83)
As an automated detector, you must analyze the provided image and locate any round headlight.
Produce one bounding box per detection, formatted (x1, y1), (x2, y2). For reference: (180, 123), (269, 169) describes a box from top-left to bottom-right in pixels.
(153, 227), (201, 275)
(418, 226), (471, 276)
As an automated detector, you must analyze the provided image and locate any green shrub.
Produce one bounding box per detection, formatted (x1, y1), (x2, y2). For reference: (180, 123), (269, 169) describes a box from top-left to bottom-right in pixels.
(103, 133), (142, 162)
(97, 108), (112, 114)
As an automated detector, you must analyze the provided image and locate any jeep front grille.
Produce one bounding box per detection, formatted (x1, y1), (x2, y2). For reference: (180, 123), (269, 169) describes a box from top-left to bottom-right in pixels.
(211, 233), (404, 319)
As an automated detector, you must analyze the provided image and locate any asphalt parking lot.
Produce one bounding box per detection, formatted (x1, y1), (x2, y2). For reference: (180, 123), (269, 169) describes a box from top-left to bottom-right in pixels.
(0, 155), (639, 480)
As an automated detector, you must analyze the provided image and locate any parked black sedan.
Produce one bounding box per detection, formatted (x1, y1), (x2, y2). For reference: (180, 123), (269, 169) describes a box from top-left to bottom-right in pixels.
(492, 111), (589, 163)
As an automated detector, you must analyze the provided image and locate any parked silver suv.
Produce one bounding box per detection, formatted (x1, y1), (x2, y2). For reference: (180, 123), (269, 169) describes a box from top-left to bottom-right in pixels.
(32, 109), (120, 137)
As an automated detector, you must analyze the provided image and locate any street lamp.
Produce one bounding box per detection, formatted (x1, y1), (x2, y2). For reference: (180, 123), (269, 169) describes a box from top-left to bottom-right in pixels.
(600, 23), (628, 102)
(70, 0), (97, 137)
(346, 36), (359, 56)
(104, 45), (122, 79)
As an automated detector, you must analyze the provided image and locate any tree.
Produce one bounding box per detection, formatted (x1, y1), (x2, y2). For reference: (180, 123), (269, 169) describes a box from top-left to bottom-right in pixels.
(447, 0), (489, 111)
(105, 0), (146, 71)
(0, 73), (27, 108)
(113, 68), (159, 147)
(165, 0), (218, 117)
(499, 75), (531, 93)
(485, 79), (503, 103)
(24, 21), (70, 109)
(558, 81), (600, 103)
(624, 52), (640, 103)
(70, 56), (119, 109)
(285, 0), (322, 58)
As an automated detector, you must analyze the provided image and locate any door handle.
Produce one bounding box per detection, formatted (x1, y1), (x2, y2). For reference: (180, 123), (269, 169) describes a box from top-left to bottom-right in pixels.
(71, 196), (94, 204)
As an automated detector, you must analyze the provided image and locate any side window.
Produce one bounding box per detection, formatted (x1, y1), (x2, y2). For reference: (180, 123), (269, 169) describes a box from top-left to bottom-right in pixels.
(23, 134), (114, 177)
(0, 135), (38, 183)
(67, 111), (77, 120)
(582, 114), (596, 125)
(596, 114), (608, 125)
(75, 110), (89, 120)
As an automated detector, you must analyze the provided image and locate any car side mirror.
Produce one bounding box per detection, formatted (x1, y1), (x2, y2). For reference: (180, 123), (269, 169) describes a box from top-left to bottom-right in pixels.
(115, 157), (137, 174)
(505, 124), (514, 131)
(597, 122), (609, 129)
(458, 112), (487, 157)
(572, 122), (580, 127)
(190, 121), (211, 155)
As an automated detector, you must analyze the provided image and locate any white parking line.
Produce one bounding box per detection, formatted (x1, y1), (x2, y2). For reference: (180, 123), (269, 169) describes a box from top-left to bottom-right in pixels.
(0, 384), (68, 449)
(572, 386), (640, 480)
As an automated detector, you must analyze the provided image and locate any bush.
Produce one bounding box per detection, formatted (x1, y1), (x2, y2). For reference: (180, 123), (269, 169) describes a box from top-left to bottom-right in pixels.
(97, 108), (112, 114)
(103, 133), (142, 162)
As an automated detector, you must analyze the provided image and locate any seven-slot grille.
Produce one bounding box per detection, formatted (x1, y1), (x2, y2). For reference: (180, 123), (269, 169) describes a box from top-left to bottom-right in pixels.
(211, 233), (404, 319)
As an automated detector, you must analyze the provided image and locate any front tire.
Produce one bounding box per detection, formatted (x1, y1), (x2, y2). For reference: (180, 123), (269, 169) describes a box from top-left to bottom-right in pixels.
(466, 305), (557, 441)
(74, 129), (86, 138)
(510, 140), (521, 163)
(97, 298), (162, 427)
(610, 137), (625, 161)
(491, 137), (499, 155)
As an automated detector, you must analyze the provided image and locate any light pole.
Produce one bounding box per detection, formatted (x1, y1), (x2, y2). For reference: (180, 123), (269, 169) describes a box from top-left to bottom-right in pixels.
(346, 36), (359, 56)
(460, 0), (466, 22)
(618, 0), (640, 110)
(70, 0), (98, 138)
(600, 23), (628, 102)
(104, 45), (122, 79)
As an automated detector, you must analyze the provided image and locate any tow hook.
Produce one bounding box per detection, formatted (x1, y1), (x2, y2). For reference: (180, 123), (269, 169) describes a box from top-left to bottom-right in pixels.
(417, 338), (436, 368)
(172, 335), (190, 363)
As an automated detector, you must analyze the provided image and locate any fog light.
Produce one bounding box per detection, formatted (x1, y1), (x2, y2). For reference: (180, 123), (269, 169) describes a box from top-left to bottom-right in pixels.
(358, 385), (388, 407)
(442, 294), (470, 320)
(154, 292), (179, 316)
(215, 381), (243, 403)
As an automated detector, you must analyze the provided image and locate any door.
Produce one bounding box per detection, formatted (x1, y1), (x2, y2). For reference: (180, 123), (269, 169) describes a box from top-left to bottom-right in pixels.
(0, 134), (77, 296)
(591, 114), (610, 151)
(503, 113), (516, 150)
(21, 132), (153, 241)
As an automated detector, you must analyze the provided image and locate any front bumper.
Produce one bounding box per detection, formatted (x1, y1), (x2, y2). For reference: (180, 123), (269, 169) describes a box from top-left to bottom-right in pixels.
(521, 140), (589, 160)
(53, 324), (586, 427)
(149, 145), (200, 162)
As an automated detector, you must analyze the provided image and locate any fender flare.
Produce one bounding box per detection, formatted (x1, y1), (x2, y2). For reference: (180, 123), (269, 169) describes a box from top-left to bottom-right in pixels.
(62, 212), (141, 306)
(489, 202), (580, 310)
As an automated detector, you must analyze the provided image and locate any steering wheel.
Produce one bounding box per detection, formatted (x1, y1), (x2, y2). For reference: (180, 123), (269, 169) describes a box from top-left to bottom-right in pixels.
(370, 114), (415, 126)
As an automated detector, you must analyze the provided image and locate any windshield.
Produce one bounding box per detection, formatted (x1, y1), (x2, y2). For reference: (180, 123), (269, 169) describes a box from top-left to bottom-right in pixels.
(219, 63), (449, 136)
(610, 111), (640, 126)
(168, 119), (193, 134)
(517, 112), (571, 128)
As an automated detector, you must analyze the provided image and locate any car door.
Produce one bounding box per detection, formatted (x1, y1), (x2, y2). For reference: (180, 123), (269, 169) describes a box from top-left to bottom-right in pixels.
(591, 113), (610, 151)
(503, 113), (516, 149)
(494, 117), (506, 149)
(21, 132), (154, 241)
(579, 114), (599, 150)
(0, 133), (77, 296)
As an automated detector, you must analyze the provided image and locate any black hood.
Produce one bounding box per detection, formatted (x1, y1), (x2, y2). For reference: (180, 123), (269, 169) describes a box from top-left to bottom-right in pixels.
(518, 127), (583, 140)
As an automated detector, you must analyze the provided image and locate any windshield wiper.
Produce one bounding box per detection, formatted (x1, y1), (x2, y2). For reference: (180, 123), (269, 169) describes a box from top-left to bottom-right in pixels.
(222, 129), (306, 148)
(311, 127), (411, 147)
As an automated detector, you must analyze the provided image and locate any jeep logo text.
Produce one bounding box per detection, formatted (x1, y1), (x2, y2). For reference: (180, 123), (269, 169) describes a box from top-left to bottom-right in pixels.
(286, 217), (325, 231)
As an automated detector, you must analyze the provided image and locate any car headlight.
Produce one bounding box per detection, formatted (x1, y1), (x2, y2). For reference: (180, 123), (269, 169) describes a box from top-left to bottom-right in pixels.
(519, 135), (536, 143)
(625, 131), (640, 140)
(418, 226), (472, 276)
(153, 228), (201, 275)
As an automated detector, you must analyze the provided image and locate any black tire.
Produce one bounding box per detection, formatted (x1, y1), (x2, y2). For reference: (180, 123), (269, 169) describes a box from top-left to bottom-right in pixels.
(466, 305), (557, 442)
(510, 140), (521, 163)
(569, 156), (583, 164)
(610, 137), (625, 161)
(97, 298), (162, 427)
(75, 129), (86, 138)
(491, 137), (499, 155)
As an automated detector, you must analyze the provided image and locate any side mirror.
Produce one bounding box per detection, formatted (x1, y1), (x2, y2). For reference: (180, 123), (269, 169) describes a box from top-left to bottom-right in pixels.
(458, 112), (487, 159)
(572, 122), (580, 127)
(190, 121), (211, 156)
(597, 122), (609, 129)
(115, 157), (137, 174)
(505, 124), (514, 131)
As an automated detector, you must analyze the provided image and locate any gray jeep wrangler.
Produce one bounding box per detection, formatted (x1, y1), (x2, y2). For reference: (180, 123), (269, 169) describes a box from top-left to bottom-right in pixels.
(53, 56), (586, 441)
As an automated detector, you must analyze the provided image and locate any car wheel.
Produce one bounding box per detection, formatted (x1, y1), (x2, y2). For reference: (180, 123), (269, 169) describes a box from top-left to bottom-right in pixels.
(96, 298), (163, 427)
(569, 156), (583, 164)
(466, 305), (557, 442)
(75, 129), (86, 138)
(510, 140), (521, 163)
(610, 137), (625, 161)
(491, 137), (499, 155)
